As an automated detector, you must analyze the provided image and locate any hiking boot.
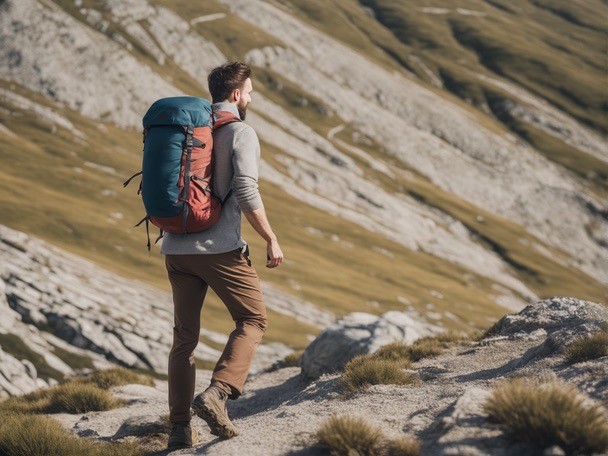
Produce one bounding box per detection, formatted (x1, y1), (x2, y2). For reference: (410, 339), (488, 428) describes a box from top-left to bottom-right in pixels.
(167, 421), (199, 450)
(191, 385), (240, 439)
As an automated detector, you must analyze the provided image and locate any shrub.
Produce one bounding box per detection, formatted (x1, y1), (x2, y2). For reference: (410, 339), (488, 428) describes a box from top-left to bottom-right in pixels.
(0, 382), (123, 414)
(483, 377), (608, 454)
(564, 330), (608, 364)
(0, 411), (142, 456)
(340, 355), (418, 395)
(317, 413), (384, 456)
(386, 436), (421, 456)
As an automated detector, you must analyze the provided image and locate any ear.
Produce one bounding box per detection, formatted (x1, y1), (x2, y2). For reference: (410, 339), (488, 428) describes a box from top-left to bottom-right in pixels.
(232, 88), (241, 103)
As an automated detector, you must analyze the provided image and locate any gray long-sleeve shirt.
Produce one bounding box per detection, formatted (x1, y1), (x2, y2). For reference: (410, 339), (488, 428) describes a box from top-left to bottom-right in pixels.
(160, 101), (263, 255)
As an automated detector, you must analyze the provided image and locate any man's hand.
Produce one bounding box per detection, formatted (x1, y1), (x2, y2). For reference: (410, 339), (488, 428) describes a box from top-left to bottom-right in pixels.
(266, 238), (283, 268)
(242, 205), (283, 269)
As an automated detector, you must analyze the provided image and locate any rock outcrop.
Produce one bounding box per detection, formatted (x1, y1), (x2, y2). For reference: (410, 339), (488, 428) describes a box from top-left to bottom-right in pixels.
(300, 310), (443, 379)
(1, 0), (605, 303)
(46, 297), (607, 455)
(0, 224), (309, 397)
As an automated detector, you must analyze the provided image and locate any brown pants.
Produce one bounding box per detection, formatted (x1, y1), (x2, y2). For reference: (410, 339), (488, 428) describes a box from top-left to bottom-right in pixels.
(164, 245), (268, 424)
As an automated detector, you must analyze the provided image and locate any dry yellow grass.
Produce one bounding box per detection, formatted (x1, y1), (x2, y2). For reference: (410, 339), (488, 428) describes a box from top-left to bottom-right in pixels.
(0, 383), (124, 415)
(386, 436), (421, 456)
(0, 367), (156, 415)
(371, 342), (413, 367)
(281, 351), (303, 368)
(483, 377), (608, 454)
(373, 330), (472, 365)
(340, 355), (419, 396)
(72, 366), (156, 390)
(317, 413), (385, 456)
(564, 329), (608, 364)
(0, 411), (142, 456)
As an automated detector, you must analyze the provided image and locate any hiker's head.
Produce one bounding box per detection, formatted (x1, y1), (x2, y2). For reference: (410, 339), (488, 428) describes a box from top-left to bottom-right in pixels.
(208, 61), (253, 120)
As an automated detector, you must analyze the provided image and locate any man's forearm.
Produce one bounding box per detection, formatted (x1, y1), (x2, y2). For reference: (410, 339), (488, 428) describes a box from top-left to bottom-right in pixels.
(243, 204), (276, 242)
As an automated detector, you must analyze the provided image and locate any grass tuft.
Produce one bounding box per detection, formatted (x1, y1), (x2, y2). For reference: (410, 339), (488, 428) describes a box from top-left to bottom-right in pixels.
(0, 383), (123, 414)
(0, 411), (142, 456)
(72, 366), (156, 390)
(386, 435), (421, 456)
(564, 329), (608, 364)
(339, 331), (476, 395)
(317, 413), (384, 456)
(282, 351), (303, 368)
(373, 331), (471, 365)
(483, 377), (608, 454)
(372, 342), (413, 367)
(340, 355), (418, 396)
(405, 339), (443, 362)
(0, 367), (155, 415)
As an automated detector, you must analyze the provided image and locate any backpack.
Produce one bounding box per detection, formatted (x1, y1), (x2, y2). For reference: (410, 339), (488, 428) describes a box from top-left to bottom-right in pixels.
(124, 96), (241, 251)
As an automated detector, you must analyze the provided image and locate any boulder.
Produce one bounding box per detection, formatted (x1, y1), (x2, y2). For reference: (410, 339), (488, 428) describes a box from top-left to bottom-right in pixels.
(487, 296), (607, 338)
(300, 310), (442, 379)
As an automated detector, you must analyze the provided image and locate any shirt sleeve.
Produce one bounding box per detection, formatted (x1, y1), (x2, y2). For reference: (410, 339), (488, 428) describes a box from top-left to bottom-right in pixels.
(231, 125), (263, 212)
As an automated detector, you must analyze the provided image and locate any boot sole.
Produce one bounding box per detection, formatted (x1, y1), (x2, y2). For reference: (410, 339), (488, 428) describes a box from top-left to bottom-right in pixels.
(192, 396), (239, 439)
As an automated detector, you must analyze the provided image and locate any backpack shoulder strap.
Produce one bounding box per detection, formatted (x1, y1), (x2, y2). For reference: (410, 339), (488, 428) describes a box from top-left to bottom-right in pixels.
(211, 110), (242, 131)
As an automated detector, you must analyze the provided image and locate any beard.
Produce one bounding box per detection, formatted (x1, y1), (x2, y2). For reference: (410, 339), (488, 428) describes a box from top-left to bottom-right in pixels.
(237, 100), (249, 120)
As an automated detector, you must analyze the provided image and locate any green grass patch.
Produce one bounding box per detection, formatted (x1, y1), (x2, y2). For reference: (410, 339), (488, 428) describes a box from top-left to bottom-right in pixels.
(49, 343), (95, 371)
(0, 333), (64, 381)
(484, 376), (608, 454)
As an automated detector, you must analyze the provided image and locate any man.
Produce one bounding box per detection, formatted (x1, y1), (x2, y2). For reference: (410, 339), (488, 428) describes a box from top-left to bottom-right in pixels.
(161, 61), (284, 450)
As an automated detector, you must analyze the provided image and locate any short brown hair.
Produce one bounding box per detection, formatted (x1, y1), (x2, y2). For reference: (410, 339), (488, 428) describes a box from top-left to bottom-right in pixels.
(207, 61), (252, 103)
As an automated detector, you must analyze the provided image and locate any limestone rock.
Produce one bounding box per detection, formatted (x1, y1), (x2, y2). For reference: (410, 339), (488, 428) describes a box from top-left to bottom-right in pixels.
(0, 224), (297, 397)
(300, 310), (442, 379)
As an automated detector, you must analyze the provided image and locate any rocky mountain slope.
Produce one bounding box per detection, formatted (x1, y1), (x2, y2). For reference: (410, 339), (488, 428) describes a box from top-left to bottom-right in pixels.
(0, 223), (316, 398)
(45, 297), (608, 455)
(0, 0), (606, 399)
(0, 0), (605, 327)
